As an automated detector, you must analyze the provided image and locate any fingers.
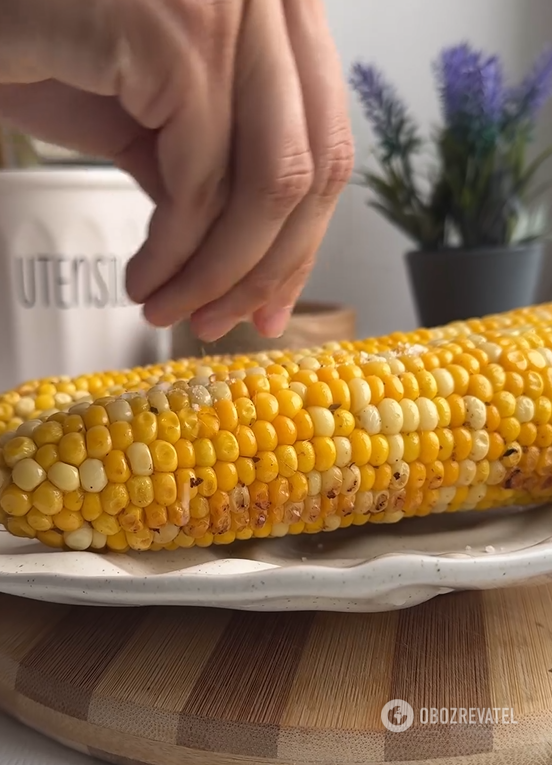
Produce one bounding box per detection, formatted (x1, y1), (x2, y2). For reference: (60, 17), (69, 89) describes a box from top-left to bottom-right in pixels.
(124, 0), (244, 304)
(0, 81), (162, 200)
(139, 0), (313, 328)
(0, 0), (242, 304)
(189, 0), (354, 341)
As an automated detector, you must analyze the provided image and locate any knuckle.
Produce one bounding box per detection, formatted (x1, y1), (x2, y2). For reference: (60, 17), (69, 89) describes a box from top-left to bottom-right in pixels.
(312, 126), (355, 200)
(247, 273), (280, 304)
(261, 149), (315, 218)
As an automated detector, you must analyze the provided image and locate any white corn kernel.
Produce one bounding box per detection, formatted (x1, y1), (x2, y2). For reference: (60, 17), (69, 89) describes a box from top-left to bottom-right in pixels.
(303, 495), (321, 522)
(195, 366), (214, 378)
(386, 434), (404, 464)
(464, 396), (487, 430)
(188, 376), (210, 389)
(357, 405), (382, 435)
(479, 342), (502, 363)
(14, 397), (36, 419)
(466, 484), (487, 507)
(126, 442), (154, 476)
(12, 459), (46, 492)
(308, 407), (335, 437)
(48, 462), (80, 492)
(488, 460), (507, 486)
(333, 436), (352, 468)
(515, 396), (535, 424)
(229, 485), (250, 513)
(245, 366), (267, 377)
(307, 470), (322, 496)
(79, 459), (108, 493)
(378, 399), (404, 435)
(189, 385), (212, 408)
(434, 486), (456, 512)
(355, 491), (374, 514)
(271, 523), (290, 538)
(298, 356), (321, 371)
(15, 420), (42, 438)
(416, 398), (439, 430)
(469, 430), (490, 461)
(457, 459), (477, 486)
(289, 382), (307, 402)
(387, 358), (406, 375)
(208, 382), (232, 402)
(152, 523), (180, 544)
(374, 491), (390, 513)
(348, 378), (371, 414)
(432, 368), (455, 397)
(321, 466), (343, 498)
(106, 400), (133, 424)
(147, 390), (170, 413)
(91, 530), (107, 549)
(341, 465), (361, 495)
(389, 461), (409, 490)
(69, 401), (91, 416)
(323, 514), (342, 532)
(64, 524), (94, 551)
(399, 399), (420, 432)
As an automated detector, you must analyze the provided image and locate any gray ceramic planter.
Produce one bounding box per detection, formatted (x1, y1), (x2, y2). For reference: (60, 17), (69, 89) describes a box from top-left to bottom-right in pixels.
(405, 242), (545, 328)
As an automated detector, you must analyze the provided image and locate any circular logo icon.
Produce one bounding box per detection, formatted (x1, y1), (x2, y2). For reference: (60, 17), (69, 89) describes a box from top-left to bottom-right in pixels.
(381, 699), (415, 733)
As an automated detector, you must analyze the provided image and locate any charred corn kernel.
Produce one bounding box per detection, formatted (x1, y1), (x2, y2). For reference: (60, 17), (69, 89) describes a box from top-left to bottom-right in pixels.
(120, 504), (144, 533)
(196, 466), (217, 497)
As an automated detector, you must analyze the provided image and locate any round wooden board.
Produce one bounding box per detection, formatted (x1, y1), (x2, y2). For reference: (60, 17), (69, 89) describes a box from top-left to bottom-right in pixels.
(2, 586), (552, 765)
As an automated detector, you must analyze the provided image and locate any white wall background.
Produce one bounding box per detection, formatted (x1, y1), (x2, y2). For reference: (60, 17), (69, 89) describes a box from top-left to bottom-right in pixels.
(303, 0), (552, 338)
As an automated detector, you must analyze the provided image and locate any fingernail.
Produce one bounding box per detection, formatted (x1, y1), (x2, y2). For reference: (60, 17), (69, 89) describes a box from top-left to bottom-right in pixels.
(192, 315), (234, 343)
(256, 307), (291, 338)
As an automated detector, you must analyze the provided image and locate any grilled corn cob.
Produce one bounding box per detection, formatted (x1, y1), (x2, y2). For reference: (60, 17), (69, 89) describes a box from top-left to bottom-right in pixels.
(2, 303), (552, 553)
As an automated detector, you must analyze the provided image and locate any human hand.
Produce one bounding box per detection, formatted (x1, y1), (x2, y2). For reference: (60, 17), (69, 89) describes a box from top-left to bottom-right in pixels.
(0, 0), (353, 341)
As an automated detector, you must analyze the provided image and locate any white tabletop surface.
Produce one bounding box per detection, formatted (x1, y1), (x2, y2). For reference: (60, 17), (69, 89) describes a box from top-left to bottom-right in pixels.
(0, 713), (100, 765)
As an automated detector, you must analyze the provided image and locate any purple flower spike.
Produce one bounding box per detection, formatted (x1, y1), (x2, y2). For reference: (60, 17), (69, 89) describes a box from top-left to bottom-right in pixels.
(350, 64), (406, 135)
(505, 47), (552, 122)
(350, 62), (419, 159)
(435, 43), (504, 130)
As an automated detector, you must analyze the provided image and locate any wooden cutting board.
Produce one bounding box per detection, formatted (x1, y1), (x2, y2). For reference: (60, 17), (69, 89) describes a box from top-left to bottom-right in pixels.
(2, 586), (552, 765)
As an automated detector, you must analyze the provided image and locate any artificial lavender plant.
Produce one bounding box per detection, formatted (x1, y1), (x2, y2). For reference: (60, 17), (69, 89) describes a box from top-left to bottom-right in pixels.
(350, 43), (552, 249)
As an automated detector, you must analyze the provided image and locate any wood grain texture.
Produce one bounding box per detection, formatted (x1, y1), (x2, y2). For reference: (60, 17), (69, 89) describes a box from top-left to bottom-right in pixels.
(2, 588), (552, 764)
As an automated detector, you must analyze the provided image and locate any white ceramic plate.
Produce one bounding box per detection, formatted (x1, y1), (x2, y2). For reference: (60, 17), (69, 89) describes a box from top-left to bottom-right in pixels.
(1, 505), (552, 612)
